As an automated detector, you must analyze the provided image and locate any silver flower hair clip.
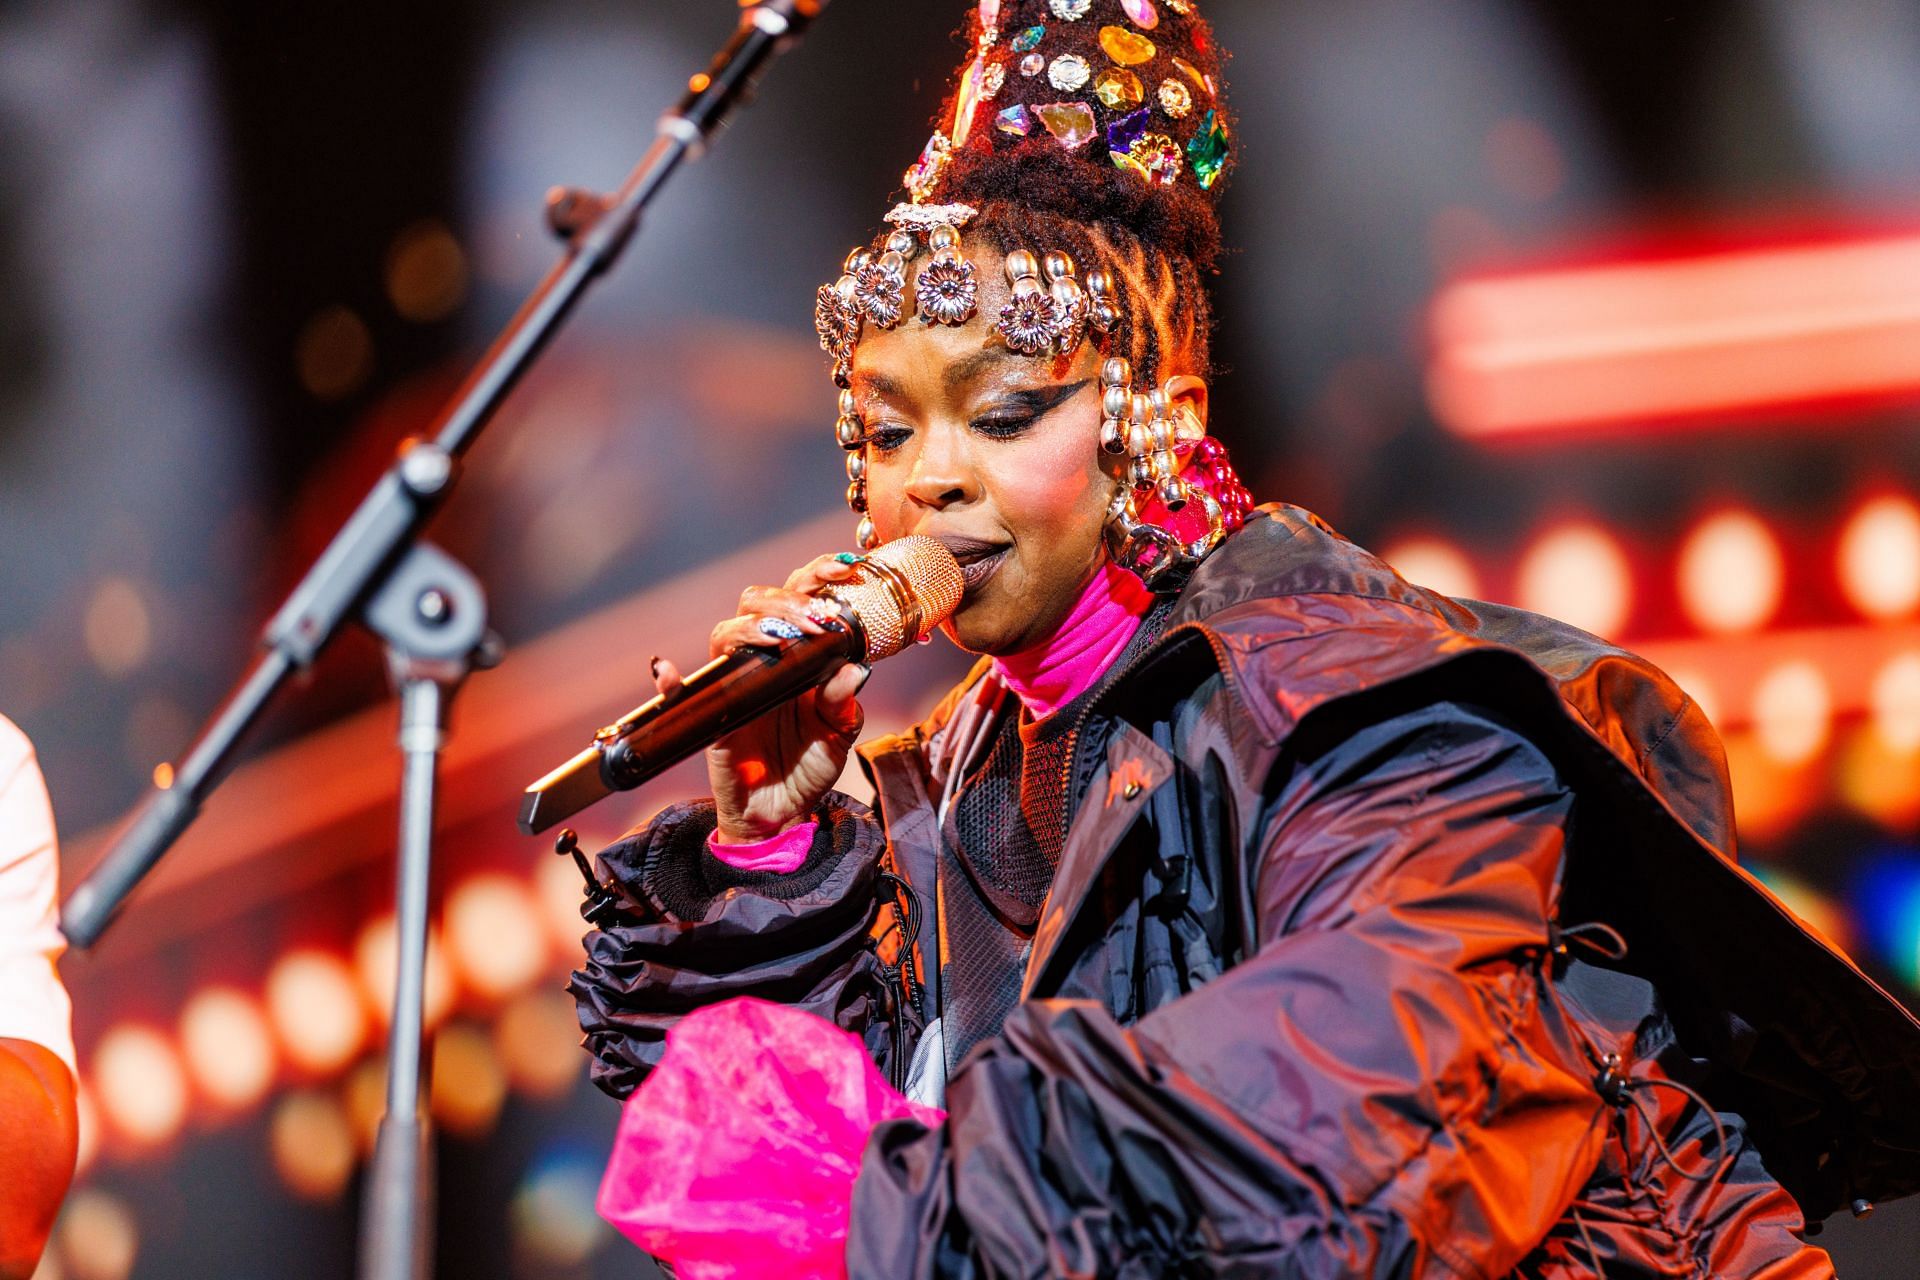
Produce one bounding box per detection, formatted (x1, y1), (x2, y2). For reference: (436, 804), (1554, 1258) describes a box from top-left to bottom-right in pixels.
(996, 249), (1117, 356)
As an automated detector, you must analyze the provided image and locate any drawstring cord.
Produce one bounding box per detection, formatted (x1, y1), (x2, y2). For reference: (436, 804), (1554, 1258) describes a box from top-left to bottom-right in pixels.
(1541, 919), (1737, 1278)
(865, 869), (928, 1093)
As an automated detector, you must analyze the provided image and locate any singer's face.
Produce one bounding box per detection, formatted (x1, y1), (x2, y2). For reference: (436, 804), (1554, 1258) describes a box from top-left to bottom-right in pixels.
(850, 266), (1116, 656)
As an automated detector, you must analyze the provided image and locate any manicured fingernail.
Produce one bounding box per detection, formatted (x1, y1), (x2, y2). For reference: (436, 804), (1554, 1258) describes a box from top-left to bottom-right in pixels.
(852, 663), (873, 690)
(834, 552), (864, 565)
(649, 655), (662, 677)
(757, 618), (806, 642)
(807, 603), (843, 626)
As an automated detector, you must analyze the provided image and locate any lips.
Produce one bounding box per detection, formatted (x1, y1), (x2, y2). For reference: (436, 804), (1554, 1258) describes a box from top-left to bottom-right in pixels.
(931, 534), (1011, 594)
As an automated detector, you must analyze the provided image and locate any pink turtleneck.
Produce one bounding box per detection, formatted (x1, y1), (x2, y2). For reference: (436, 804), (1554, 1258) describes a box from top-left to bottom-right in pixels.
(992, 559), (1154, 720)
(709, 559), (1151, 872)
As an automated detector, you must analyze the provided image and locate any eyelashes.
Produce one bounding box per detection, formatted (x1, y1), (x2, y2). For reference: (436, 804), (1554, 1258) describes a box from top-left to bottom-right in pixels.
(864, 379), (1092, 455)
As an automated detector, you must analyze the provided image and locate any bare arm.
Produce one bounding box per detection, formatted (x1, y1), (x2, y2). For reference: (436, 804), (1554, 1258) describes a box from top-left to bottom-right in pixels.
(0, 1036), (76, 1280)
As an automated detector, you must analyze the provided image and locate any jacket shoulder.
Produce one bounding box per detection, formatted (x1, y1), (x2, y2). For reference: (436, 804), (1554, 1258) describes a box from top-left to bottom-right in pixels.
(1168, 506), (1731, 850)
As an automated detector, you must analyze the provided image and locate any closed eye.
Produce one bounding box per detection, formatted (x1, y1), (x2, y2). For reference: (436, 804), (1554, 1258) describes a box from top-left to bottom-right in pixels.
(970, 380), (1091, 440)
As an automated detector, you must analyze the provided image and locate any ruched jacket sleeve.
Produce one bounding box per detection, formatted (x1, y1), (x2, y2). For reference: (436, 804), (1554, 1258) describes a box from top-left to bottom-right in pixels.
(848, 702), (1607, 1280)
(570, 792), (899, 1100)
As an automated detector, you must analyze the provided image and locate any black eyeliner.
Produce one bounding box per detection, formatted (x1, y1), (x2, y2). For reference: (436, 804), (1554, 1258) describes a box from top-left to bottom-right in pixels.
(971, 379), (1093, 434)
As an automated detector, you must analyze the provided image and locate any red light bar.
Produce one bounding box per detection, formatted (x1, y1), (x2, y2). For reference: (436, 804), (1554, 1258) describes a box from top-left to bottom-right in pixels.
(1428, 232), (1920, 438)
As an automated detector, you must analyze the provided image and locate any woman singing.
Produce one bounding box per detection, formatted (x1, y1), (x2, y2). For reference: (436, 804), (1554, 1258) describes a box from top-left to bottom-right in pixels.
(571, 2), (1920, 1275)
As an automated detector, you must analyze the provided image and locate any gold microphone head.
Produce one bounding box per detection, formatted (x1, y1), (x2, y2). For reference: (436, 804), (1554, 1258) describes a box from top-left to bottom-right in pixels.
(824, 535), (964, 660)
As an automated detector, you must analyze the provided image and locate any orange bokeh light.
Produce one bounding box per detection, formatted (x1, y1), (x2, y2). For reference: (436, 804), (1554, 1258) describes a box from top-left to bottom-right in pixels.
(266, 951), (369, 1076)
(1677, 511), (1783, 634)
(1515, 523), (1633, 638)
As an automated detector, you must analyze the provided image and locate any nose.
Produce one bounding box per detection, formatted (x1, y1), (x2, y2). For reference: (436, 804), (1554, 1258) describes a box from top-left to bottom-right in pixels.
(903, 422), (976, 511)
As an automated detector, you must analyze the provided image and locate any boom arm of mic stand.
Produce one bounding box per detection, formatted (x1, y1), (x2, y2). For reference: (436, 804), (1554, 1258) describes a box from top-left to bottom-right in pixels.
(59, 0), (829, 950)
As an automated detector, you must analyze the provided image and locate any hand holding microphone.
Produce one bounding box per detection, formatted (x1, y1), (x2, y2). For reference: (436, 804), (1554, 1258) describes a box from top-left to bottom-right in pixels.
(519, 536), (963, 836)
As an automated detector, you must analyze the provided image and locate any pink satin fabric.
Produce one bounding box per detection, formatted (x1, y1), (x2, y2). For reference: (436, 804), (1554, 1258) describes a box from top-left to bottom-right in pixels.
(992, 558), (1154, 719)
(598, 997), (945, 1279)
(708, 820), (817, 873)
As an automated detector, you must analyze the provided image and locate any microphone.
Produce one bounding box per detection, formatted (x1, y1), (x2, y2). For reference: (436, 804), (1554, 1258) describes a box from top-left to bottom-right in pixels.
(518, 535), (963, 835)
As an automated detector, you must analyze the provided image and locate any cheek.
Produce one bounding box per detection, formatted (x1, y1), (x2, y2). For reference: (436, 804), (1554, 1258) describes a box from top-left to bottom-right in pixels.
(990, 444), (1107, 539)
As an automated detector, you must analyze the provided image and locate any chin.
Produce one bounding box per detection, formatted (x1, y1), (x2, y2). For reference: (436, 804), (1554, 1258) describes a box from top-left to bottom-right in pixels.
(939, 596), (1031, 657)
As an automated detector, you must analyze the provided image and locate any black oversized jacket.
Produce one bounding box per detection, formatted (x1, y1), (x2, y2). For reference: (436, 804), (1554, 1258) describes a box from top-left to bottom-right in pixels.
(573, 506), (1920, 1278)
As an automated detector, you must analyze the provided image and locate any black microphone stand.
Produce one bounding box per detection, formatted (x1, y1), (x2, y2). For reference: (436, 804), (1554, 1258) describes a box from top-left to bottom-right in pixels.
(59, 4), (831, 1278)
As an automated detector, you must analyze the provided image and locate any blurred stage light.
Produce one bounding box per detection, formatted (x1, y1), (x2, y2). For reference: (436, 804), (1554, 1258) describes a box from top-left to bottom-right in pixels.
(72, 1081), (99, 1177)
(266, 951), (368, 1075)
(1849, 852), (1920, 989)
(179, 987), (276, 1113)
(511, 1146), (610, 1269)
(92, 1025), (188, 1148)
(1516, 524), (1632, 638)
(57, 1188), (138, 1280)
(445, 874), (547, 1000)
(1871, 653), (1920, 754)
(1752, 867), (1853, 955)
(496, 988), (584, 1100)
(385, 219), (469, 323)
(1751, 661), (1833, 766)
(354, 915), (454, 1031)
(1838, 496), (1920, 621)
(269, 1091), (356, 1202)
(295, 305), (373, 401)
(1722, 732), (1818, 841)
(1429, 231), (1920, 437)
(344, 1058), (388, 1156)
(82, 579), (152, 677)
(1839, 725), (1920, 831)
(1379, 538), (1481, 600)
(430, 1022), (507, 1138)
(1677, 511), (1783, 634)
(536, 854), (591, 957)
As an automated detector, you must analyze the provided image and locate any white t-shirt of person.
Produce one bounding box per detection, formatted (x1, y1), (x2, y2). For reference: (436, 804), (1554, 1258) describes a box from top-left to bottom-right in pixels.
(0, 714), (75, 1076)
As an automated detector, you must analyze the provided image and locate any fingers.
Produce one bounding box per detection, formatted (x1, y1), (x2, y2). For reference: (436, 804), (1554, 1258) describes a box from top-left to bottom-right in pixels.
(782, 552), (864, 595)
(813, 661), (871, 741)
(716, 583), (847, 658)
(650, 655), (683, 697)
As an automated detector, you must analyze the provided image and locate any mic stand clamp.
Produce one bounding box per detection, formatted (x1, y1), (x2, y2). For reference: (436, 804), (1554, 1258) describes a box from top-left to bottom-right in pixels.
(357, 543), (500, 1280)
(553, 827), (626, 927)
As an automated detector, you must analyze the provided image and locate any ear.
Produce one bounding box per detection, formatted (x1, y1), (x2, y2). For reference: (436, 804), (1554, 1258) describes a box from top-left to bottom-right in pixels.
(1163, 374), (1209, 434)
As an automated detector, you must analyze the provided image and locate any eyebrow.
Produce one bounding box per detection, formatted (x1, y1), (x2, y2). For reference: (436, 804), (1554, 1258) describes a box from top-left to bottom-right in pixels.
(943, 346), (1022, 392)
(852, 370), (908, 400)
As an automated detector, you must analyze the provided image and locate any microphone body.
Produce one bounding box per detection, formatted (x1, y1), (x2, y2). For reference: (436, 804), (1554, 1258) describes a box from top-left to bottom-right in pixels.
(519, 535), (962, 835)
(521, 618), (854, 835)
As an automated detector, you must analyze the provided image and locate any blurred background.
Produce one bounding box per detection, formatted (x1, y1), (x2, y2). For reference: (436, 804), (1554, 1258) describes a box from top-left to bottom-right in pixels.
(3, 0), (1919, 1275)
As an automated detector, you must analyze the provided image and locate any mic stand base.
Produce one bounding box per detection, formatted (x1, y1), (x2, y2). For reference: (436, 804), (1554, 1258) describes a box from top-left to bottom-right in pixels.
(356, 543), (498, 1280)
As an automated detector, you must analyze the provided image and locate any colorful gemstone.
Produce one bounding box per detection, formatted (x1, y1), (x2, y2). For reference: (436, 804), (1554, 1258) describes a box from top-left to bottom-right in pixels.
(1172, 57), (1209, 94)
(1123, 132), (1183, 185)
(950, 57), (988, 145)
(1020, 52), (1045, 76)
(1099, 25), (1157, 66)
(978, 24), (999, 49)
(1036, 101), (1099, 149)
(1048, 0), (1091, 18)
(978, 0), (1000, 28)
(904, 133), (953, 203)
(1186, 109), (1230, 188)
(1048, 52), (1092, 92)
(1093, 67), (1144, 109)
(1156, 78), (1192, 118)
(996, 104), (1032, 136)
(1105, 106), (1151, 158)
(1165, 0), (1193, 12)
(1011, 24), (1046, 52)
(1121, 0), (1160, 29)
